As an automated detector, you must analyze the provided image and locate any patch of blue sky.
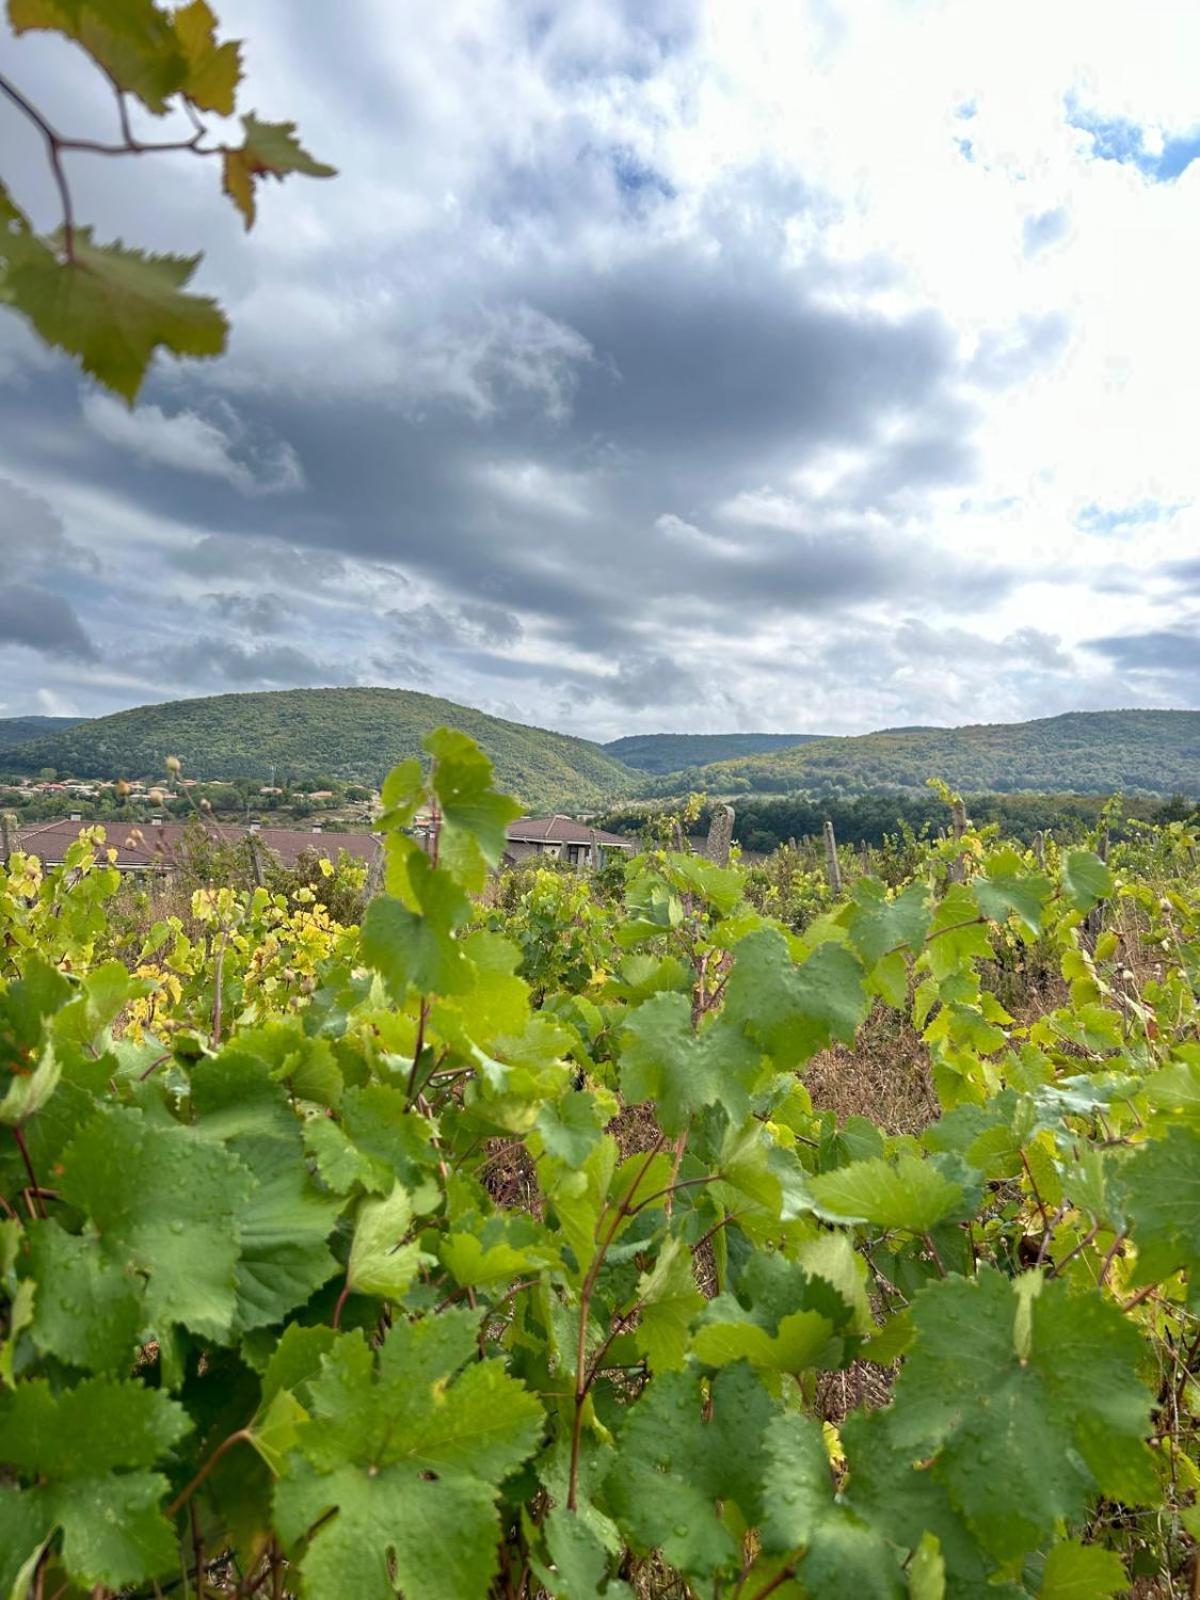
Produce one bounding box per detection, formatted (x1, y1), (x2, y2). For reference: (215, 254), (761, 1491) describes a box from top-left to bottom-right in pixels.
(1067, 97), (1200, 183)
(1075, 499), (1187, 534)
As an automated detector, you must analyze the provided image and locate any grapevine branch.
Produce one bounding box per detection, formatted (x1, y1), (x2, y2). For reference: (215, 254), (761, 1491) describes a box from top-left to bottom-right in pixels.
(0, 71), (219, 264)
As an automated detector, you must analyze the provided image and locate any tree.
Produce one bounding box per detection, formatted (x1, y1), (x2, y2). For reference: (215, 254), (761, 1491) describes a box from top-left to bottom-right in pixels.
(0, 0), (335, 402)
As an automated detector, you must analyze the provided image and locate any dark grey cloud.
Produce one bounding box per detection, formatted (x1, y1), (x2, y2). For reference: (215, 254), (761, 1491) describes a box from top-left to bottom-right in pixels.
(0, 0), (1108, 736)
(204, 592), (289, 632)
(1087, 628), (1200, 674)
(0, 584), (97, 661)
(0, 476), (98, 573)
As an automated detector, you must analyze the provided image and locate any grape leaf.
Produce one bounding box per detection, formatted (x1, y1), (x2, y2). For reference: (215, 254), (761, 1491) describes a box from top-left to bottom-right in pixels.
(0, 1376), (190, 1590)
(346, 1182), (428, 1301)
(172, 0), (241, 114)
(27, 1219), (142, 1372)
(426, 728), (524, 892)
(619, 992), (760, 1134)
(759, 1412), (902, 1598)
(1119, 1123), (1200, 1284)
(724, 929), (869, 1070)
(8, 0), (186, 112)
(807, 1153), (965, 1234)
(223, 113), (337, 229)
(58, 1103), (253, 1340)
(0, 187), (226, 401)
(846, 878), (932, 967)
(1039, 1539), (1127, 1599)
(972, 849), (1052, 936)
(1062, 850), (1114, 914)
(633, 1237), (704, 1373)
(275, 1320), (542, 1600)
(887, 1269), (1155, 1561)
(361, 855), (473, 998)
(606, 1364), (775, 1582)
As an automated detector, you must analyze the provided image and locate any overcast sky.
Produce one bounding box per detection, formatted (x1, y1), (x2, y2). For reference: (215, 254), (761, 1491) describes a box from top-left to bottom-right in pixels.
(1, 0), (1199, 740)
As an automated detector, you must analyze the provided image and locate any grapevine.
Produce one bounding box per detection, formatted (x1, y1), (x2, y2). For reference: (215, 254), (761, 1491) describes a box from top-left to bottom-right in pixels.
(2, 728), (1200, 1597)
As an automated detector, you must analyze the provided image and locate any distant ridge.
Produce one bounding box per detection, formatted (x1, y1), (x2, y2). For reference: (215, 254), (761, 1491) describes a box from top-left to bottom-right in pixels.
(679, 710), (1200, 797)
(605, 731), (822, 773)
(0, 688), (633, 813)
(0, 715), (88, 750)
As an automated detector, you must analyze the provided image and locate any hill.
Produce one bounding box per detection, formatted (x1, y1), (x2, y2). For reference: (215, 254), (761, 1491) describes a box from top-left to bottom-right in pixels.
(0, 715), (88, 750)
(1, 689), (634, 812)
(682, 710), (1200, 797)
(605, 731), (821, 773)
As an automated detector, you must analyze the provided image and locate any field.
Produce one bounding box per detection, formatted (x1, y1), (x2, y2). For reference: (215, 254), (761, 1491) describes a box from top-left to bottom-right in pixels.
(2, 730), (1200, 1598)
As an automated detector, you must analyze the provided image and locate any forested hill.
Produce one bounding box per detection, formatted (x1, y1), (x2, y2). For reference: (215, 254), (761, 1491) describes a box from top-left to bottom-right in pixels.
(679, 710), (1200, 797)
(1, 689), (634, 812)
(0, 715), (87, 749)
(604, 731), (822, 772)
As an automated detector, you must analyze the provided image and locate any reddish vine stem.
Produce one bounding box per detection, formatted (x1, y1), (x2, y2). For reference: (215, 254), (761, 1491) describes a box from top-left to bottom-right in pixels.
(166, 1428), (252, 1520)
(11, 1125), (46, 1219)
(567, 1135), (665, 1511)
(331, 1279), (352, 1331)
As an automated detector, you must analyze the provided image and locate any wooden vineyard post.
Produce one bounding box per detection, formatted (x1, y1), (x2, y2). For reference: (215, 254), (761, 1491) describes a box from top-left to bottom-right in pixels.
(705, 804), (735, 867)
(823, 818), (842, 896)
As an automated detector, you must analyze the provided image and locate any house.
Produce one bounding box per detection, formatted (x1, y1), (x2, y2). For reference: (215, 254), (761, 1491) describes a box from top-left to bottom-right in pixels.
(6, 813), (634, 877)
(502, 815), (633, 868)
(6, 818), (381, 875)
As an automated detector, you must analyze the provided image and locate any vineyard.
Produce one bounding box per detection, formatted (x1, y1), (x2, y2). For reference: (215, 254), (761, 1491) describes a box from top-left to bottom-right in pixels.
(0, 729), (1196, 1598)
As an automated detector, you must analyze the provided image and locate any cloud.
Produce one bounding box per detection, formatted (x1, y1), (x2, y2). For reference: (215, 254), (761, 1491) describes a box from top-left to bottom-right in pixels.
(1087, 627), (1200, 675)
(2, 0), (1200, 736)
(0, 584), (97, 661)
(1023, 208), (1069, 255)
(0, 476), (98, 572)
(82, 393), (305, 496)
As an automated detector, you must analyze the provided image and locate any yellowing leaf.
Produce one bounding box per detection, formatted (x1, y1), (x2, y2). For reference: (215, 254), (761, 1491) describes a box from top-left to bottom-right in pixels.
(9, 0), (186, 113)
(223, 113), (336, 229)
(173, 0), (242, 115)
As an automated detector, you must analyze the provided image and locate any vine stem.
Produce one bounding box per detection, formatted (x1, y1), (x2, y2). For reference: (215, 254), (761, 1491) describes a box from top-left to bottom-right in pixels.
(166, 1428), (251, 1520)
(567, 1135), (665, 1511)
(11, 1124), (46, 1219)
(0, 73), (76, 259)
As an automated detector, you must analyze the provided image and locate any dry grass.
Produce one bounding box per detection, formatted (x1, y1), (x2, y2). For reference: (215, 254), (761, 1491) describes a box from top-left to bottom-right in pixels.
(805, 1001), (937, 1135)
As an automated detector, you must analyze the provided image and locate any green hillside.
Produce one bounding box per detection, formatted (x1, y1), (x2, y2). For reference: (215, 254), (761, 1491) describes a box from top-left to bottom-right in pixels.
(605, 731), (821, 773)
(681, 710), (1200, 797)
(1, 689), (634, 812)
(0, 715), (88, 750)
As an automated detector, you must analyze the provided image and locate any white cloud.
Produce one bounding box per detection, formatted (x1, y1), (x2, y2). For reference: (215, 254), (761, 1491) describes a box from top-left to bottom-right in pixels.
(81, 393), (304, 496)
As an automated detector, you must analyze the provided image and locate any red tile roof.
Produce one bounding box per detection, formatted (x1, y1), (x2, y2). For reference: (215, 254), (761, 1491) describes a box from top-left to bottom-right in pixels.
(505, 815), (632, 848)
(10, 819), (381, 871)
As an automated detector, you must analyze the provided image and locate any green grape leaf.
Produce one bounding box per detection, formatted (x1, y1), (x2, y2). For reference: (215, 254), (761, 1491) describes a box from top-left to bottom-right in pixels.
(806, 1153), (965, 1233)
(58, 1103), (253, 1340)
(26, 1220), (142, 1373)
(887, 1269), (1155, 1561)
(0, 1376), (190, 1590)
(532, 1505), (630, 1599)
(8, 0), (186, 112)
(1062, 849), (1114, 914)
(534, 1087), (614, 1168)
(633, 1237), (704, 1373)
(724, 929), (869, 1070)
(922, 885), (994, 980)
(619, 992), (760, 1135)
(972, 849), (1053, 936)
(426, 728), (524, 891)
(692, 1307), (837, 1374)
(0, 189), (227, 402)
(759, 1412), (902, 1598)
(1119, 1124), (1200, 1284)
(275, 1321), (542, 1600)
(846, 878), (932, 967)
(346, 1182), (428, 1301)
(223, 112), (337, 229)
(0, 1038), (60, 1124)
(189, 1052), (341, 1331)
(1039, 1539), (1127, 1599)
(172, 0), (241, 114)
(906, 1532), (945, 1600)
(606, 1364), (775, 1583)
(361, 855), (473, 998)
